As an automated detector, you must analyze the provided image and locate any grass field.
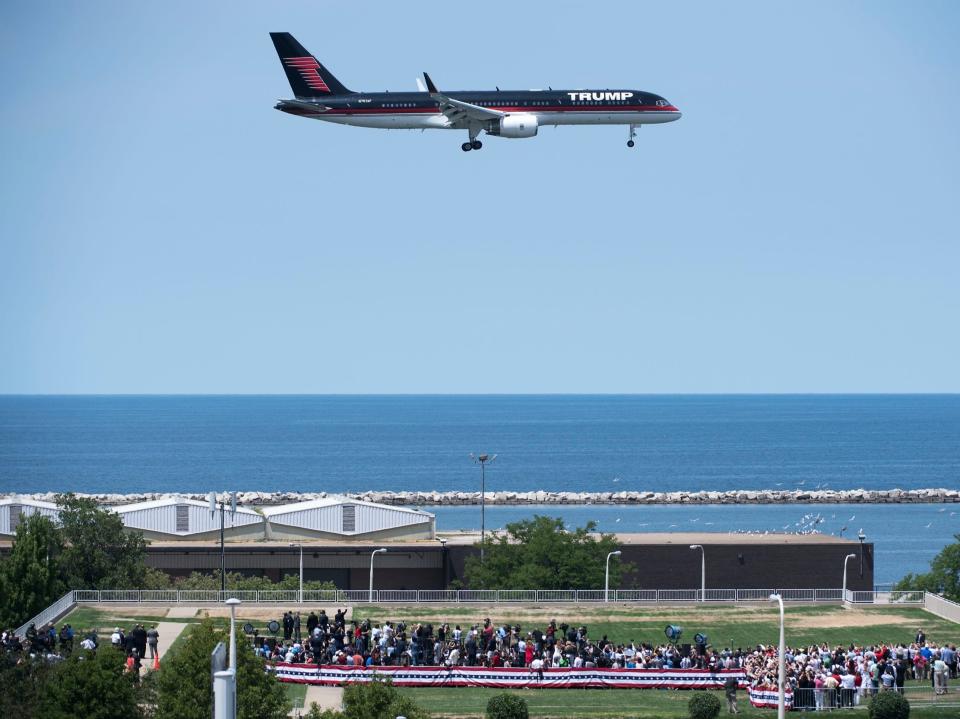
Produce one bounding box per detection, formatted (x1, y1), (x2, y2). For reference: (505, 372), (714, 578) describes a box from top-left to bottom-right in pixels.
(63, 602), (960, 717)
(394, 686), (960, 718)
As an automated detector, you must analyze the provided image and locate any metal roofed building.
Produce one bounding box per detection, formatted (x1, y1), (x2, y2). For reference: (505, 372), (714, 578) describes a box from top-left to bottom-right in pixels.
(260, 496), (435, 542)
(0, 497), (60, 536)
(112, 497), (264, 541)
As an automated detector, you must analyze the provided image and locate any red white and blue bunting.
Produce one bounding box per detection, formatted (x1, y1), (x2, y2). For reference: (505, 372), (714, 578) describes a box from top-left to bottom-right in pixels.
(748, 685), (794, 709)
(271, 664), (748, 690)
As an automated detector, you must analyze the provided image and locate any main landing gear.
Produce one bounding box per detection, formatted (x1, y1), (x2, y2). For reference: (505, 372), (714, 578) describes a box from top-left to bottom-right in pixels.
(462, 127), (483, 151)
(627, 124), (639, 148)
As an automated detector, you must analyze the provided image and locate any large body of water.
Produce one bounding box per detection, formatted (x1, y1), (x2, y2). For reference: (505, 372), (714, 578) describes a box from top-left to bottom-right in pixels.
(1, 395), (957, 584)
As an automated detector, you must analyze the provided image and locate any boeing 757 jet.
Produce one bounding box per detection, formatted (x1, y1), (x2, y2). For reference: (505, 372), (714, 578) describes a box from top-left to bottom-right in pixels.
(270, 32), (681, 151)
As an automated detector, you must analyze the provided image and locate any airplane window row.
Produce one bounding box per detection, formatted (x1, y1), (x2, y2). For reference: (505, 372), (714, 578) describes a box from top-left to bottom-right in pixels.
(384, 103), (416, 108)
(569, 100), (635, 105)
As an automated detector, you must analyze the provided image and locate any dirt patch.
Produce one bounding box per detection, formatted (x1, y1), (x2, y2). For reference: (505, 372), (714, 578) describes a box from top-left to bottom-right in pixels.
(788, 609), (918, 629)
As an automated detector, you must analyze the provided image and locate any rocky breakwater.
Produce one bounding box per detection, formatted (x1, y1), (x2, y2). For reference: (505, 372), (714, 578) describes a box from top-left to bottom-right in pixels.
(8, 487), (960, 507)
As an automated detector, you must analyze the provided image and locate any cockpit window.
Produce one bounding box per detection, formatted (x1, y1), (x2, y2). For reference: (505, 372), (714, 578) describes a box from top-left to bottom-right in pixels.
(655, 99), (671, 107)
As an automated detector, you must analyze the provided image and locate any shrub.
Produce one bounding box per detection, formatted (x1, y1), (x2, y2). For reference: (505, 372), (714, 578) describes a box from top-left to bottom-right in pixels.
(868, 691), (910, 719)
(688, 691), (721, 719)
(486, 693), (529, 719)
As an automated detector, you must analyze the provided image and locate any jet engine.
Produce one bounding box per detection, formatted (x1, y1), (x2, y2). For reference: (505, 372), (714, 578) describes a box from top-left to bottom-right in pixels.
(487, 113), (538, 138)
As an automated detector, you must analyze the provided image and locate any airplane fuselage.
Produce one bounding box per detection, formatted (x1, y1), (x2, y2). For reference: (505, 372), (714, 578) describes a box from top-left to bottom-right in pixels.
(276, 89), (681, 131)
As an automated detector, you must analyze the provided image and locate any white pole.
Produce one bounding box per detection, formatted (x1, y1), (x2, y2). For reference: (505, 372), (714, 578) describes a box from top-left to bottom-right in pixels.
(605, 551), (621, 603)
(842, 553), (856, 603)
(225, 597), (241, 719)
(690, 545), (704, 601)
(213, 670), (235, 719)
(369, 548), (387, 603)
(299, 545), (303, 604)
(769, 593), (785, 719)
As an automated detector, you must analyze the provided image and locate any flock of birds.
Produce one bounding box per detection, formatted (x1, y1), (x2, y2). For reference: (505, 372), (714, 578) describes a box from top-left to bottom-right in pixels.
(591, 476), (957, 534)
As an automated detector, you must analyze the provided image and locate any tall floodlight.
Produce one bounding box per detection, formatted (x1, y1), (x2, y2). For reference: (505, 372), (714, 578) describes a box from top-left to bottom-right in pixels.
(769, 594), (785, 719)
(689, 544), (705, 601)
(209, 492), (238, 594)
(470, 453), (497, 563)
(369, 548), (387, 603)
(605, 551), (622, 603)
(213, 597), (242, 719)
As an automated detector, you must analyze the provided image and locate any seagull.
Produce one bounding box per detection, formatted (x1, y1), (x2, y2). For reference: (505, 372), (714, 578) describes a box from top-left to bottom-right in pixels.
(938, 508), (946, 513)
(797, 480), (806, 486)
(615, 518), (621, 523)
(925, 522), (933, 528)
(848, 515), (856, 522)
(613, 477), (621, 483)
(669, 523), (679, 528)
(689, 517), (700, 523)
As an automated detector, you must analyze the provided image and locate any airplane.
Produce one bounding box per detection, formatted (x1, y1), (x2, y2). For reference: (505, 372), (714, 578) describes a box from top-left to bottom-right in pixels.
(270, 32), (681, 151)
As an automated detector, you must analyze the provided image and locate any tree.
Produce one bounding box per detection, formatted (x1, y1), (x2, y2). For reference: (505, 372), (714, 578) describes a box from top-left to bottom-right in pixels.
(486, 693), (529, 719)
(56, 493), (149, 589)
(894, 533), (960, 601)
(156, 620), (288, 719)
(0, 513), (65, 627)
(0, 654), (51, 719)
(39, 647), (143, 719)
(304, 677), (428, 719)
(463, 515), (627, 590)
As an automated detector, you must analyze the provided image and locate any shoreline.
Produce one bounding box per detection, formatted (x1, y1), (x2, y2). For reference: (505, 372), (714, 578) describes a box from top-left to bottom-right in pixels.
(5, 487), (959, 506)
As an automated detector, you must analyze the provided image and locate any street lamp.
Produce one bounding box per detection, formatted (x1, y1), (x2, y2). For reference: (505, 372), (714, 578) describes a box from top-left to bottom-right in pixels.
(769, 594), (785, 719)
(470, 453), (497, 563)
(369, 548), (387, 603)
(842, 553), (857, 602)
(289, 543), (303, 604)
(209, 492), (237, 594)
(689, 545), (705, 601)
(857, 529), (866, 578)
(226, 597), (241, 719)
(605, 551), (622, 603)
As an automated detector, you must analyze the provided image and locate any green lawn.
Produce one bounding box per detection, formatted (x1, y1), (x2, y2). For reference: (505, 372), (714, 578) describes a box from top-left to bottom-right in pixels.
(396, 686), (960, 718)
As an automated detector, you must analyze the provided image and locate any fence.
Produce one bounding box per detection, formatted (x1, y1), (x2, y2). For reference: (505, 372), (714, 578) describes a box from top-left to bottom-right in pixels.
(788, 685), (960, 711)
(59, 587), (926, 606)
(14, 587), (941, 638)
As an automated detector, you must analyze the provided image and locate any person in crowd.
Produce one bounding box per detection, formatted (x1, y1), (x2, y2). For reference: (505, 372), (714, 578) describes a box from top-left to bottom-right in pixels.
(147, 625), (160, 659)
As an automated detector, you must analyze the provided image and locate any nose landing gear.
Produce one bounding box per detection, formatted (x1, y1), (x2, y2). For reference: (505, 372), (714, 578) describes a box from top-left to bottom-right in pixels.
(627, 124), (639, 148)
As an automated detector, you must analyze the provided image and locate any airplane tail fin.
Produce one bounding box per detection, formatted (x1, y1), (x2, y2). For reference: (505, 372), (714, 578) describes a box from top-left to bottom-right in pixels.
(270, 32), (351, 98)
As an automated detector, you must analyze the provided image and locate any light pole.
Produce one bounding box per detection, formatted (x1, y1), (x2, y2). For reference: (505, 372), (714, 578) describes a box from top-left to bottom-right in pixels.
(209, 492), (237, 594)
(769, 593), (785, 719)
(226, 597), (241, 719)
(369, 548), (387, 603)
(857, 529), (866, 578)
(842, 553), (857, 602)
(470, 453), (497, 563)
(690, 544), (705, 601)
(605, 550), (621, 603)
(289, 543), (303, 604)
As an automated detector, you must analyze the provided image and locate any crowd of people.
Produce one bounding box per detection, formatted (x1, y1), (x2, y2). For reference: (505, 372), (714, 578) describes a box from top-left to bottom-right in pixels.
(744, 629), (956, 709)
(5, 610), (957, 711)
(1, 621), (161, 679)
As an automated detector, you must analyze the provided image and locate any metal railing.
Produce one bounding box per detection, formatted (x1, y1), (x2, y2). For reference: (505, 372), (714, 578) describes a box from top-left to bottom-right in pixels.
(13, 587), (946, 638)
(55, 587), (926, 605)
(788, 685), (960, 710)
(15, 590), (76, 637)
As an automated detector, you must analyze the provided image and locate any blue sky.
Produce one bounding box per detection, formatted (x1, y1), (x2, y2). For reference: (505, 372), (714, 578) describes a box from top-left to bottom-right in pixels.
(1, 1), (958, 393)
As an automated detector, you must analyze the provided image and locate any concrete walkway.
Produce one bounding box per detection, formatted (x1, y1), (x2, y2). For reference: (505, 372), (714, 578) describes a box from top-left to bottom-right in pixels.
(143, 621), (188, 673)
(302, 686), (343, 713)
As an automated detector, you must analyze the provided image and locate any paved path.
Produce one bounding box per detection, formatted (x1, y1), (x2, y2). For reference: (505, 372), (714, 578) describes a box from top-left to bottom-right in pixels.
(302, 686), (343, 714)
(143, 621), (188, 673)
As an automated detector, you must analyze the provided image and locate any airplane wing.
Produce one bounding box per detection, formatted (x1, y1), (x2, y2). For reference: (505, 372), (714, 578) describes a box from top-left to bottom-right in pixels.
(423, 72), (503, 124)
